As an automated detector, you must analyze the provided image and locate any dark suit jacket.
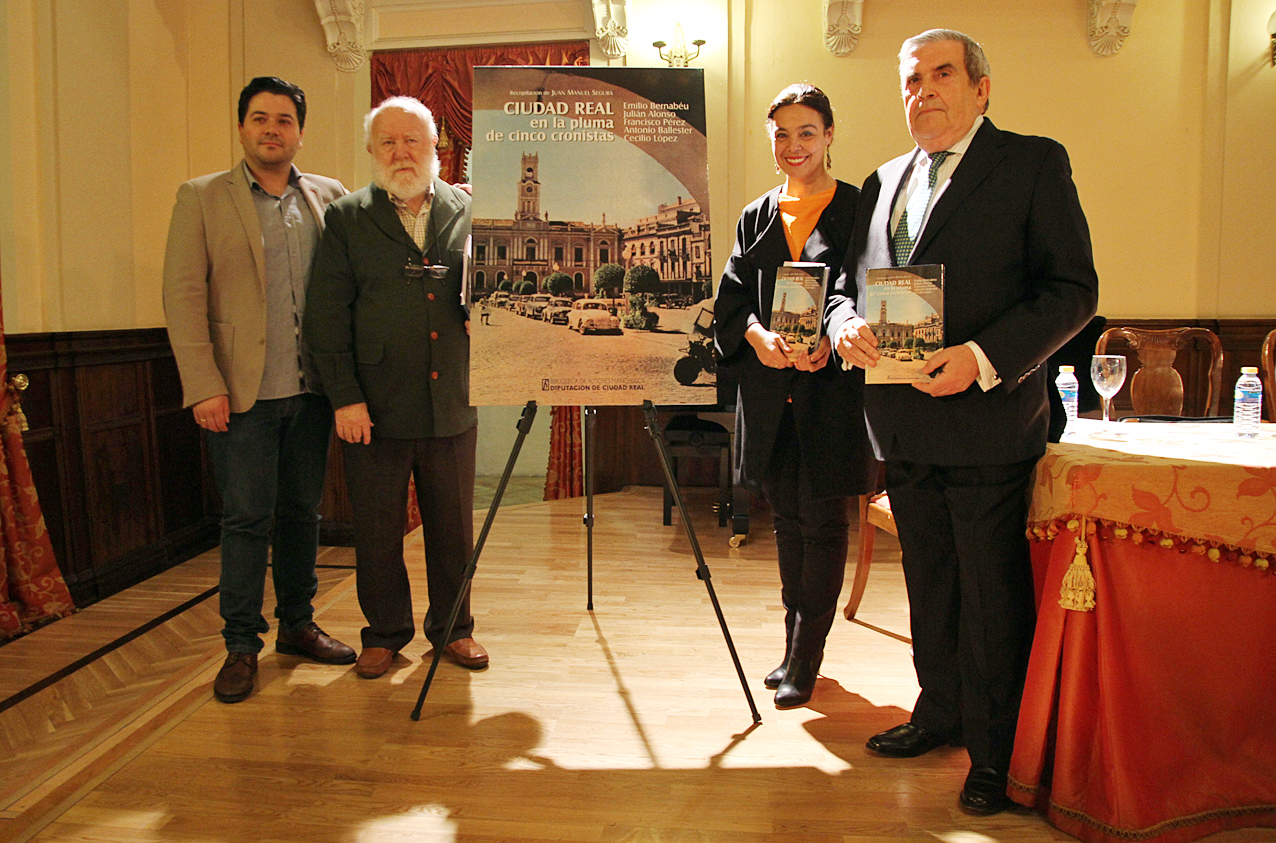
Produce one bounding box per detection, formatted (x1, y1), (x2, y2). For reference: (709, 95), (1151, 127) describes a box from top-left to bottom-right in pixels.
(715, 181), (872, 497)
(826, 120), (1099, 467)
(304, 179), (477, 440)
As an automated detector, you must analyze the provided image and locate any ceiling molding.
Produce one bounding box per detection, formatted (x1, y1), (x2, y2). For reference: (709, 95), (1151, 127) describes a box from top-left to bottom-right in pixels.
(368, 0), (593, 50)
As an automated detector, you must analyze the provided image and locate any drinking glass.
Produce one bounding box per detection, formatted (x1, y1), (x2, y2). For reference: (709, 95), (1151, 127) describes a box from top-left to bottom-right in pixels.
(1091, 355), (1127, 422)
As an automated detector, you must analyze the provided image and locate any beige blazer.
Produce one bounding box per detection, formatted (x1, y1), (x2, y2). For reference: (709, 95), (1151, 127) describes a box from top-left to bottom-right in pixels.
(162, 161), (346, 413)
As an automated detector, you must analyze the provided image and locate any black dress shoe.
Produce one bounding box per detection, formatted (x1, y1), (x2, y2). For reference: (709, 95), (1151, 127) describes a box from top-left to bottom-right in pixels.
(959, 766), (1013, 815)
(774, 658), (819, 708)
(865, 722), (951, 757)
(763, 661), (787, 690)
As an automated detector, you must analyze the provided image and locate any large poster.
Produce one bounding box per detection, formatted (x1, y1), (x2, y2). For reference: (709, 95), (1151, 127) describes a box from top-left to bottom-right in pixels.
(468, 66), (714, 406)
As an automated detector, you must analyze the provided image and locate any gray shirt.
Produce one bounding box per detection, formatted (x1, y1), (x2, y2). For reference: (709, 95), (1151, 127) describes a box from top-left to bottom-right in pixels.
(246, 163), (321, 400)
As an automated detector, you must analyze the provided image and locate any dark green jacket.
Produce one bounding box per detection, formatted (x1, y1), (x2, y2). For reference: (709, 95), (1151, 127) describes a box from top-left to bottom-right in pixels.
(305, 180), (476, 439)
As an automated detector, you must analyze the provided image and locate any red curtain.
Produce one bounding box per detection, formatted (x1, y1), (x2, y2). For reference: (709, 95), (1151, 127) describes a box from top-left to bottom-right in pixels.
(544, 406), (583, 500)
(372, 41), (590, 501)
(0, 286), (74, 638)
(370, 41), (589, 184)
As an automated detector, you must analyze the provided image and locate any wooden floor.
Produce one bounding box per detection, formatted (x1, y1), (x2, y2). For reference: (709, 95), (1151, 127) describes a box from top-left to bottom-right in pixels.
(1, 486), (1267, 843)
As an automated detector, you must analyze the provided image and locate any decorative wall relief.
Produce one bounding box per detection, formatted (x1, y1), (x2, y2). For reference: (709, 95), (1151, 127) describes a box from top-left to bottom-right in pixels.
(824, 0), (863, 57)
(592, 0), (629, 60)
(315, 0), (366, 72)
(1088, 0), (1137, 57)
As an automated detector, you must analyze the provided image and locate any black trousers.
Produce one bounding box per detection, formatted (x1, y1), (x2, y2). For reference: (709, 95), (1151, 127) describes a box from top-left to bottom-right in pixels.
(342, 426), (478, 652)
(761, 404), (851, 662)
(885, 456), (1038, 770)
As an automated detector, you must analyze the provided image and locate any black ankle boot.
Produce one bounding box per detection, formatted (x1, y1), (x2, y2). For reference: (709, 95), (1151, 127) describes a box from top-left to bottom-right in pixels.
(764, 661), (787, 689)
(774, 657), (819, 708)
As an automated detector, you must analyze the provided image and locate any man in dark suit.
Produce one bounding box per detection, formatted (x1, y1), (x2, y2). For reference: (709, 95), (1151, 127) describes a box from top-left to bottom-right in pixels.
(304, 96), (485, 680)
(827, 30), (1098, 814)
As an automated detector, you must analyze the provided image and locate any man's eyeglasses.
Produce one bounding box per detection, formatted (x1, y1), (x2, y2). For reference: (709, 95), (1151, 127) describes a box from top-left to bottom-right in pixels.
(404, 261), (450, 281)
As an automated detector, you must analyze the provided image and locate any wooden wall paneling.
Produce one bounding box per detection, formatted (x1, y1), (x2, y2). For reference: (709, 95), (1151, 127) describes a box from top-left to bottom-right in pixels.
(7, 329), (218, 606)
(1215, 319), (1273, 418)
(590, 407), (721, 494)
(153, 407), (208, 533)
(76, 361), (157, 567)
(319, 438), (354, 547)
(592, 406), (660, 493)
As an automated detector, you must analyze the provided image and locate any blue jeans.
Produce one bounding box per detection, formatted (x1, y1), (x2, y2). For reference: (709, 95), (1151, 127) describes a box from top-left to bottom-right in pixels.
(206, 393), (334, 653)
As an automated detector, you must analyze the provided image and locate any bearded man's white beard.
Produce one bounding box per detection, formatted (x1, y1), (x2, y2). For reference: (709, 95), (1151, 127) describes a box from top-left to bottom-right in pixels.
(374, 155), (440, 201)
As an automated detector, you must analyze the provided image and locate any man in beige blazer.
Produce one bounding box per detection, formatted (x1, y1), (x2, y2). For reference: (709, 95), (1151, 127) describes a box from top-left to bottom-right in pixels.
(163, 77), (354, 704)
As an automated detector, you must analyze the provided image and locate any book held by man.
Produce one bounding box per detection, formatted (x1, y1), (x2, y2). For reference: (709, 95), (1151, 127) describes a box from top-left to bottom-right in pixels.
(864, 264), (945, 384)
(772, 261), (829, 361)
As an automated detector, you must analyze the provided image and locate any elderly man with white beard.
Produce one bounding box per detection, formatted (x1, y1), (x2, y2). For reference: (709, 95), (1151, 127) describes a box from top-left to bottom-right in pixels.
(304, 96), (484, 680)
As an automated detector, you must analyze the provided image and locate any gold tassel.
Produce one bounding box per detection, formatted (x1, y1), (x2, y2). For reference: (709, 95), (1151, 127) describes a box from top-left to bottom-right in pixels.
(436, 115), (452, 152)
(5, 374), (31, 432)
(1058, 515), (1096, 612)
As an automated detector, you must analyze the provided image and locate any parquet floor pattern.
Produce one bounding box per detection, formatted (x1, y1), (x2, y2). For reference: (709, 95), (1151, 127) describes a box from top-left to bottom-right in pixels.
(1, 487), (1268, 843)
(0, 552), (355, 825)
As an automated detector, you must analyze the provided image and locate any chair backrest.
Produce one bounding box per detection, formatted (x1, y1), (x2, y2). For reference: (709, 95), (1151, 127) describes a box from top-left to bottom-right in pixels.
(1262, 329), (1276, 422)
(1094, 327), (1224, 417)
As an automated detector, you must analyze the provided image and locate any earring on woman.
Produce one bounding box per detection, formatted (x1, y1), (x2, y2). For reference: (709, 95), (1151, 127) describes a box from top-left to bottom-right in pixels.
(825, 150), (832, 169)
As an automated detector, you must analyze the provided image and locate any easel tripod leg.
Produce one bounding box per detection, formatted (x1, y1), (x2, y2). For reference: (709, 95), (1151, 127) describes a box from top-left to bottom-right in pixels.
(641, 401), (761, 724)
(410, 401), (539, 720)
(584, 406), (596, 611)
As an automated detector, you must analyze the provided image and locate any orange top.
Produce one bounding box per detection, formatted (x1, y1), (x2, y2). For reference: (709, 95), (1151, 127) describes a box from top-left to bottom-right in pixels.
(777, 185), (836, 262)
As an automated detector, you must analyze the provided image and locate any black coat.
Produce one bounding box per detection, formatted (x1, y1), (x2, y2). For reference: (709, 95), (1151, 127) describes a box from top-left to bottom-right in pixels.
(305, 180), (477, 440)
(715, 181), (873, 498)
(826, 120), (1099, 466)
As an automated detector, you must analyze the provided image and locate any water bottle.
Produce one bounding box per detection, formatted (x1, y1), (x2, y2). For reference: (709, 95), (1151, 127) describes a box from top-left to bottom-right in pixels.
(1056, 365), (1079, 436)
(1233, 366), (1263, 439)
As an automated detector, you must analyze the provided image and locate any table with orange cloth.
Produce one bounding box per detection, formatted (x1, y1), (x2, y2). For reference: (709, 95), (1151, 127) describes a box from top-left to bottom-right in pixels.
(1010, 419), (1276, 843)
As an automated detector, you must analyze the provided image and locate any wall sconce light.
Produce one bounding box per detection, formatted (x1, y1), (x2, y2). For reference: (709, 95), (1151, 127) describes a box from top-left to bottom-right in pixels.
(653, 23), (704, 67)
(1268, 11), (1276, 66)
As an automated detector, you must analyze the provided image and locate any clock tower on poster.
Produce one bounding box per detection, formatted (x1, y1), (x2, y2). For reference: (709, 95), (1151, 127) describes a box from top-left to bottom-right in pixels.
(516, 153), (541, 221)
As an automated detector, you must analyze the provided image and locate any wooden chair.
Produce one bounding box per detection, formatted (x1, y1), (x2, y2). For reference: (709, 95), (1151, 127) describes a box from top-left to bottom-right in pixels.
(1262, 329), (1276, 423)
(843, 489), (906, 631)
(841, 459), (911, 642)
(1095, 327), (1224, 417)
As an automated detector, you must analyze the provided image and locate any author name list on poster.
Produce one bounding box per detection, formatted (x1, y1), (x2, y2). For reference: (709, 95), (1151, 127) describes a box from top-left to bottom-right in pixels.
(622, 102), (692, 144)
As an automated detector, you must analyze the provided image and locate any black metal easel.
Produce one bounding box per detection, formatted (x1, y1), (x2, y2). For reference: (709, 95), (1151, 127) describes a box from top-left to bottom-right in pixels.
(583, 406), (596, 611)
(411, 400), (538, 720)
(639, 400), (760, 724)
(411, 399), (759, 724)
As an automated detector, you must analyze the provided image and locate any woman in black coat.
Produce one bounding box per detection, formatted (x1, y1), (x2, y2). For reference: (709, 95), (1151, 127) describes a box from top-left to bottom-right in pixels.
(714, 84), (872, 708)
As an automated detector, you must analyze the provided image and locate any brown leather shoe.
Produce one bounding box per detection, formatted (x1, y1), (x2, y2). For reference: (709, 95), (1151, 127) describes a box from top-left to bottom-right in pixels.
(277, 622), (356, 664)
(213, 652), (257, 703)
(442, 638), (489, 669)
(355, 647), (396, 679)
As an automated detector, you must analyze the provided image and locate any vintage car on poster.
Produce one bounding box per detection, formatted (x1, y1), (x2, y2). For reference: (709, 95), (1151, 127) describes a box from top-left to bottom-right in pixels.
(543, 297), (573, 324)
(568, 299), (622, 334)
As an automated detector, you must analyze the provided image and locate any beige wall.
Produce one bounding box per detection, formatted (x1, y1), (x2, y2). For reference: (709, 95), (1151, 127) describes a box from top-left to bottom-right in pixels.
(3, 0), (1276, 337)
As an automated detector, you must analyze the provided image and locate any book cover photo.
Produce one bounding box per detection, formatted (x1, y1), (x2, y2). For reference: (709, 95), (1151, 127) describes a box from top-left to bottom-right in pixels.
(771, 261), (829, 360)
(864, 264), (944, 384)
